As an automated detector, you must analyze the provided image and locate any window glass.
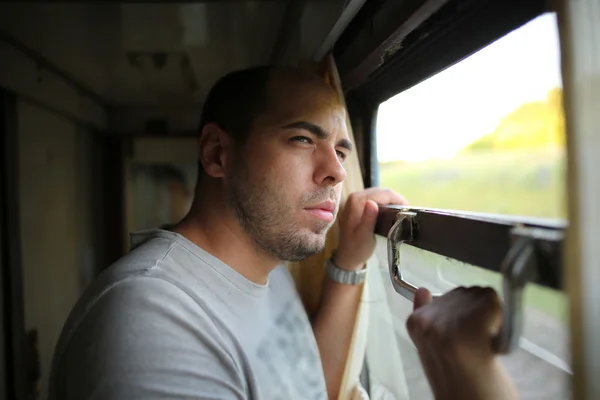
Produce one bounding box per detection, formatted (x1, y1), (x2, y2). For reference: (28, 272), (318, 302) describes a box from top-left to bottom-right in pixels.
(376, 13), (565, 220)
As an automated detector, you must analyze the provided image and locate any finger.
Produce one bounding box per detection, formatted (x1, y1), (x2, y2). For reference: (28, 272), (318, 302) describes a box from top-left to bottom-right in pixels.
(413, 287), (433, 310)
(368, 188), (409, 206)
(340, 195), (366, 230)
(461, 287), (502, 334)
(349, 188), (409, 207)
(480, 288), (503, 337)
(355, 200), (379, 235)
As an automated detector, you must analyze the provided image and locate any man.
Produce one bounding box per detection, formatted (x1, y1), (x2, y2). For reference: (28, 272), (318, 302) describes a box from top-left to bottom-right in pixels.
(49, 66), (517, 399)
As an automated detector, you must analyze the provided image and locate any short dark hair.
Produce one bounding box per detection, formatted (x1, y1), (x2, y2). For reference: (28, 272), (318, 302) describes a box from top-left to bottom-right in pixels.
(198, 66), (274, 142)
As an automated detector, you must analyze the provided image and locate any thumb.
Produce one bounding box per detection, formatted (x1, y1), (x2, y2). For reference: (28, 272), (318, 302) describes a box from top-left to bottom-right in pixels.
(414, 287), (433, 311)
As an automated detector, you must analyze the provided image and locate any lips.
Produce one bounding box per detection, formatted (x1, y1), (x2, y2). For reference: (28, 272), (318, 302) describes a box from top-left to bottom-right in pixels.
(304, 201), (336, 222)
(307, 201), (336, 213)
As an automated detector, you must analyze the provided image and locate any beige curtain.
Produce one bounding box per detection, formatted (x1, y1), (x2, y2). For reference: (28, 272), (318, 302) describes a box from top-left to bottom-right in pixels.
(287, 54), (371, 400)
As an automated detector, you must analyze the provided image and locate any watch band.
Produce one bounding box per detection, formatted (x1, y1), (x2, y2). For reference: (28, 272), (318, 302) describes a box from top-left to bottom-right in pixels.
(325, 258), (367, 285)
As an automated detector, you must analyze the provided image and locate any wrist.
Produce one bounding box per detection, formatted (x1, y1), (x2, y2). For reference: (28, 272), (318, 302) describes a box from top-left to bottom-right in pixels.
(475, 360), (518, 400)
(431, 359), (517, 400)
(331, 253), (363, 272)
(325, 257), (367, 285)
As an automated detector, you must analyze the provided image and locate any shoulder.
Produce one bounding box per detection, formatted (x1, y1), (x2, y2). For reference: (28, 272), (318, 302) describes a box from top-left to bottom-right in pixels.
(50, 276), (247, 399)
(56, 276), (230, 360)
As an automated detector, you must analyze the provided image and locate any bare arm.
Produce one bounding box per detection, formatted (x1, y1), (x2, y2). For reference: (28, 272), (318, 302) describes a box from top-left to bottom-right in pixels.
(312, 276), (362, 400)
(312, 188), (408, 399)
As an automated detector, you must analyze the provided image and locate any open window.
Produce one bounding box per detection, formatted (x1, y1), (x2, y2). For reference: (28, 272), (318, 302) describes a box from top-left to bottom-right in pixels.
(376, 13), (565, 219)
(374, 13), (569, 400)
(337, 4), (571, 398)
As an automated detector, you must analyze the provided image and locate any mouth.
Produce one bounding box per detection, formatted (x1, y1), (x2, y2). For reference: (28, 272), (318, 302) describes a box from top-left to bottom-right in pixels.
(304, 201), (336, 223)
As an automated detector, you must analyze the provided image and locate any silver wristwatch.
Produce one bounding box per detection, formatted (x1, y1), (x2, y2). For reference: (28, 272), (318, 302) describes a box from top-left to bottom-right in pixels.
(325, 258), (367, 285)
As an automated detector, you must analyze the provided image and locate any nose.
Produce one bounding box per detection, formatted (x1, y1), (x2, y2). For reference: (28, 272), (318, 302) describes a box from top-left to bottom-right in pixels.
(313, 146), (347, 186)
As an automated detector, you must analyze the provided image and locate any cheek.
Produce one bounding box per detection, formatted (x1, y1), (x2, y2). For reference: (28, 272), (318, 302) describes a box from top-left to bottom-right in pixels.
(245, 140), (314, 193)
(265, 150), (313, 184)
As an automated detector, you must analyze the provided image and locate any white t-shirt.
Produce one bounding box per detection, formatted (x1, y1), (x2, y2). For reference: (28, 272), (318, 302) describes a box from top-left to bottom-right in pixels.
(48, 229), (327, 399)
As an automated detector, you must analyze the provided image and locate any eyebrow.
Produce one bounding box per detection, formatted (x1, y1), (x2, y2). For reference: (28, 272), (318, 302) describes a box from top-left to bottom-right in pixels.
(283, 121), (354, 152)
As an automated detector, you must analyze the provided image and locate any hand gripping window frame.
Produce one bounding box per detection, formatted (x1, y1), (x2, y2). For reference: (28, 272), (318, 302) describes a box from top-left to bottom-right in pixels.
(385, 208), (565, 354)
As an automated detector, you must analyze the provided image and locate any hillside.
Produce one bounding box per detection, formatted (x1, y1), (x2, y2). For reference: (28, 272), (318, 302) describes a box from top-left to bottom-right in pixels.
(463, 87), (565, 152)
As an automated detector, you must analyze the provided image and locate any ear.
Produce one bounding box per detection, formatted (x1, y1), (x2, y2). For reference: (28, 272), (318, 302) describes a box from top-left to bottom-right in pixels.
(198, 123), (233, 178)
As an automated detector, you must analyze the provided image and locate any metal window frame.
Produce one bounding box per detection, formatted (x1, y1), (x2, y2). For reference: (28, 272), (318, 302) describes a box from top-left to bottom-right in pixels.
(337, 0), (548, 106)
(375, 206), (565, 291)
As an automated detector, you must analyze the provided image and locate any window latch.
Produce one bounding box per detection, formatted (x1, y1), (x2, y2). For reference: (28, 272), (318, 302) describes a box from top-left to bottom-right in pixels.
(496, 225), (563, 353)
(494, 232), (537, 353)
(387, 210), (551, 354)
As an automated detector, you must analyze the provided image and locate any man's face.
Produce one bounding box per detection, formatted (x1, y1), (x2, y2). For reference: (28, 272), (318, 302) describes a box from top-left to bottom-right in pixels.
(227, 78), (351, 261)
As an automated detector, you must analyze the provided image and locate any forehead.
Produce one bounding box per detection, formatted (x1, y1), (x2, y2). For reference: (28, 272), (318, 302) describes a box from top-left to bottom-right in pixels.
(257, 76), (349, 135)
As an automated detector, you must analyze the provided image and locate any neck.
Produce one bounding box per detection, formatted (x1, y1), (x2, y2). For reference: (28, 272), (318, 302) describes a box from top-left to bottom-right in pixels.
(172, 189), (279, 285)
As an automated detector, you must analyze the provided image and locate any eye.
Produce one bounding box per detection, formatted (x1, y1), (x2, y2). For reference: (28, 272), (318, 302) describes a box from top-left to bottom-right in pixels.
(291, 136), (313, 144)
(336, 150), (347, 161)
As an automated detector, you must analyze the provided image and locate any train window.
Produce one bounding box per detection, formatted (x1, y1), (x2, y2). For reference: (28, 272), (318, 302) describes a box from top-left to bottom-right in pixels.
(376, 13), (565, 220)
(368, 12), (570, 400)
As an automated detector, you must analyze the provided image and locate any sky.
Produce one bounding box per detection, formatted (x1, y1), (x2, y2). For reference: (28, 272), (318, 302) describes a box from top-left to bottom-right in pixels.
(376, 12), (563, 163)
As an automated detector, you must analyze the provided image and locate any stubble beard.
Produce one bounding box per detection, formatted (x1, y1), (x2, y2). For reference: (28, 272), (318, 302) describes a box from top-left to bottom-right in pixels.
(228, 163), (336, 262)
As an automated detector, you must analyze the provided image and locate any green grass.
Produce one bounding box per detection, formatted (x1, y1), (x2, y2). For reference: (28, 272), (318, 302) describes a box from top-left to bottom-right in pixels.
(379, 148), (567, 219)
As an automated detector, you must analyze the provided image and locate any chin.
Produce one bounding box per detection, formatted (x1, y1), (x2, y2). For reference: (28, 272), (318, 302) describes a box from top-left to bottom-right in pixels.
(276, 230), (327, 262)
(302, 231), (328, 254)
(303, 224), (329, 241)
